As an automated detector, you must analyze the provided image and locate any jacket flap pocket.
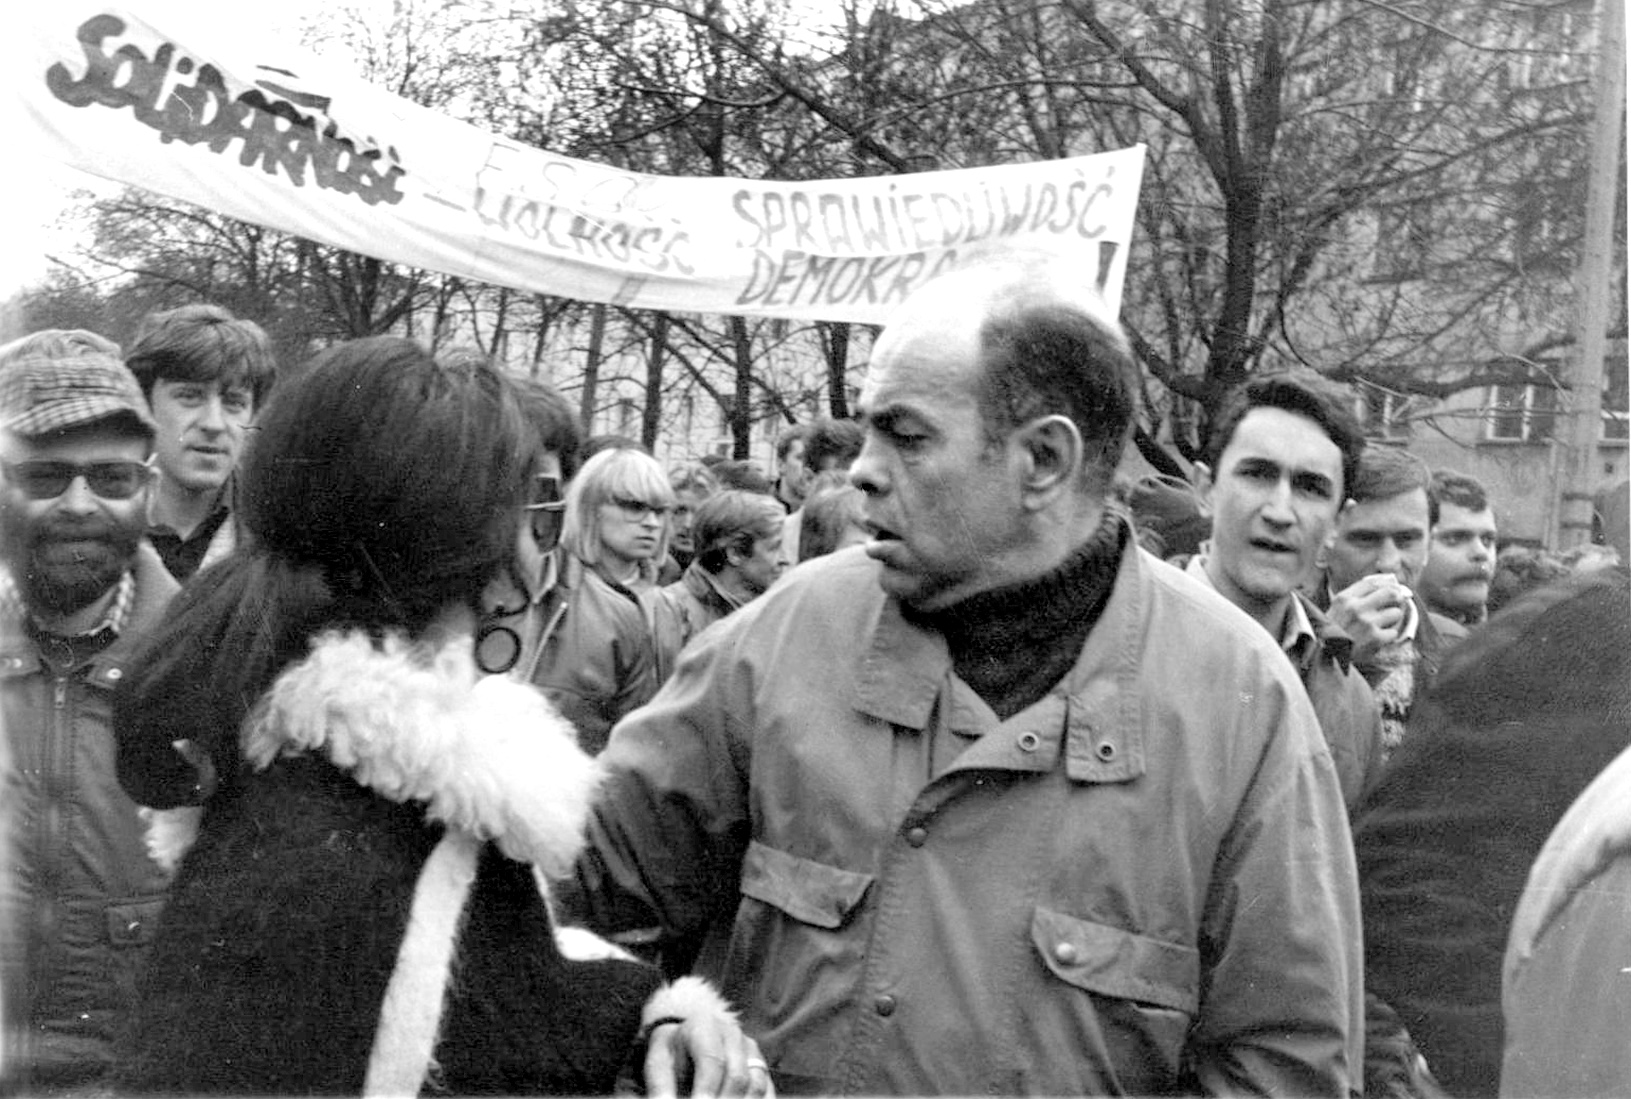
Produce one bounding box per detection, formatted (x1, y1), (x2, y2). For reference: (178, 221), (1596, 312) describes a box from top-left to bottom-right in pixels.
(740, 840), (872, 929)
(105, 897), (165, 948)
(1031, 906), (1199, 1013)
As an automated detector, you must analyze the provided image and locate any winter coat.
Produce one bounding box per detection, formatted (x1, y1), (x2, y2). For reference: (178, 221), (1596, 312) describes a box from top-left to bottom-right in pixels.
(649, 562), (745, 678)
(0, 541), (178, 1089)
(528, 555), (659, 754)
(567, 538), (1364, 1096)
(1501, 741), (1631, 1097)
(116, 630), (729, 1096)
(1355, 568), (1631, 1097)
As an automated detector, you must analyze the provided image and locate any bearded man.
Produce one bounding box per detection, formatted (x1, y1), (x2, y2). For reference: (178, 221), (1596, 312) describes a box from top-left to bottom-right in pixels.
(0, 330), (178, 1093)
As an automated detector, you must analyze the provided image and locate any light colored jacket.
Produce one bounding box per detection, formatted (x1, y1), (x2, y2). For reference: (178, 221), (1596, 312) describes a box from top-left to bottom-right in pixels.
(570, 537), (1363, 1095)
(1501, 742), (1631, 1097)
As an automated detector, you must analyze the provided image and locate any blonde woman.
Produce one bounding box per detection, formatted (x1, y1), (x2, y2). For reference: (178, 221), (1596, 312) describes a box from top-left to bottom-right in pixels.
(562, 448), (676, 593)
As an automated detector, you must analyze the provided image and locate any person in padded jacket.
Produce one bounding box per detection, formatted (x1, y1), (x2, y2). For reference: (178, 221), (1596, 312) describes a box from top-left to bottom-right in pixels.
(111, 339), (767, 1097)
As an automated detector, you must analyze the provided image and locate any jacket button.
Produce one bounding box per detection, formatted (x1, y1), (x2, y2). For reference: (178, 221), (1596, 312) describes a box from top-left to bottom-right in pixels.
(874, 994), (896, 1016)
(1017, 731), (1040, 752)
(106, 668), (123, 681)
(1054, 942), (1078, 965)
(1096, 741), (1117, 761)
(905, 826), (927, 847)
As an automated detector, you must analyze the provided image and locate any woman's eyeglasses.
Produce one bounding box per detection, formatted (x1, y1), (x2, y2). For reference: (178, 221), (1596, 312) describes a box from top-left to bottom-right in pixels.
(524, 474), (566, 550)
(609, 496), (672, 522)
(2, 459), (155, 501)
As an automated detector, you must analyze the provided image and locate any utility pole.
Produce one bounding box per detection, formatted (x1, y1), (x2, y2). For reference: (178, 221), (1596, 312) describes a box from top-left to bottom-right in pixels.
(1554, 0), (1627, 549)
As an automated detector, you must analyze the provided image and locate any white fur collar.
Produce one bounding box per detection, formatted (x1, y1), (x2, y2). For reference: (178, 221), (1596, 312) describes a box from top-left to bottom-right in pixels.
(236, 629), (601, 878)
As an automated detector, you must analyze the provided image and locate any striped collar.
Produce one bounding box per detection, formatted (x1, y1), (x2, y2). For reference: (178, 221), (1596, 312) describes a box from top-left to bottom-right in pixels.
(0, 567), (136, 640)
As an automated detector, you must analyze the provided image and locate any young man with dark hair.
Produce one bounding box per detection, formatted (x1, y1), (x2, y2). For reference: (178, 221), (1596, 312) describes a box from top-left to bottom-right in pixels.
(1316, 446), (1467, 756)
(1191, 374), (1384, 808)
(772, 423), (812, 513)
(653, 489), (784, 659)
(1419, 469), (1496, 626)
(778, 417), (864, 569)
(124, 304), (277, 580)
(0, 329), (179, 1092)
(565, 255), (1361, 1095)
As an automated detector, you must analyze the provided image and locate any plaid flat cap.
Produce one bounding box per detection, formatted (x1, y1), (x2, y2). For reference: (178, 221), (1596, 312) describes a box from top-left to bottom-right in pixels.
(0, 351), (157, 439)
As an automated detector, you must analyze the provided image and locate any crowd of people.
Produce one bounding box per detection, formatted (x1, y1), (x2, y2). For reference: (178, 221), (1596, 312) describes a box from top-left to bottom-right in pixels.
(0, 252), (1626, 1098)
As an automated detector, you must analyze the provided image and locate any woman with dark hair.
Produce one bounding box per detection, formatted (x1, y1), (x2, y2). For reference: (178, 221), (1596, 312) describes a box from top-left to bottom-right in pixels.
(111, 339), (762, 1097)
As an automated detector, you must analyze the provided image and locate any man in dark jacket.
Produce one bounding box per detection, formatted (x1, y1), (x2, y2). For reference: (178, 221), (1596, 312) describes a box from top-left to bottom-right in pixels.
(125, 304), (277, 581)
(1189, 374), (1385, 810)
(654, 489), (785, 661)
(1315, 445), (1466, 759)
(0, 329), (179, 1092)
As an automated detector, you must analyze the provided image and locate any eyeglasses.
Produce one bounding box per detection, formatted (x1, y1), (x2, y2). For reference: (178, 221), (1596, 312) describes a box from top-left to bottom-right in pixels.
(2, 459), (155, 501)
(608, 496), (672, 522)
(523, 474), (566, 550)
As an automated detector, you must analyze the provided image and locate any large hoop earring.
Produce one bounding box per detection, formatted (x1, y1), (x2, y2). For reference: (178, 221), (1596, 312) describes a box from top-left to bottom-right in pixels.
(475, 621), (523, 675)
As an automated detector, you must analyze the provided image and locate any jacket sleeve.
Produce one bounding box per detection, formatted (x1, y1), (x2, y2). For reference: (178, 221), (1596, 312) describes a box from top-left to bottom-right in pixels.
(1186, 668), (1365, 1097)
(559, 622), (753, 967)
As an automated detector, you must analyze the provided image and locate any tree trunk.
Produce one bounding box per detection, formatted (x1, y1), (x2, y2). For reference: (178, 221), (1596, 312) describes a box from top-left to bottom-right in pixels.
(821, 321), (852, 418)
(581, 303), (608, 431)
(729, 315), (754, 458)
(642, 312), (671, 452)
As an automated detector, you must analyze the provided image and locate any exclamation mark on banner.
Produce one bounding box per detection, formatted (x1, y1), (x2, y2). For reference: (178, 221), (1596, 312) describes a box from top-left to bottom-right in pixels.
(1095, 240), (1119, 295)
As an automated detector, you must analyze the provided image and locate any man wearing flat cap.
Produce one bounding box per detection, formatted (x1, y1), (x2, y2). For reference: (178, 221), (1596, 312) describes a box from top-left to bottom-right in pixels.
(0, 330), (178, 1093)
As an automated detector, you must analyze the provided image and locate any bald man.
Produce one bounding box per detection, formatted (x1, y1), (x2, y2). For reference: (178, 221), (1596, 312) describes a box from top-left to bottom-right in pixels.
(564, 255), (1362, 1095)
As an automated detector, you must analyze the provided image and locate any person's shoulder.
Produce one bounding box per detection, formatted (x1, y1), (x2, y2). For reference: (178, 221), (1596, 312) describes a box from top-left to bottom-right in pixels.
(1139, 549), (1288, 660)
(712, 545), (881, 640)
(1428, 607), (1468, 641)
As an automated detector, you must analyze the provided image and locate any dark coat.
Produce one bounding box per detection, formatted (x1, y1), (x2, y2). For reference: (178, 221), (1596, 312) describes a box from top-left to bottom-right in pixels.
(115, 630), (719, 1096)
(1, 542), (178, 1089)
(1355, 568), (1631, 1097)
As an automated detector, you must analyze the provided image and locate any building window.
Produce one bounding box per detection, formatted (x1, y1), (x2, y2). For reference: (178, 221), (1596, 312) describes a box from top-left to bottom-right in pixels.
(1485, 383), (1559, 443)
(1603, 358), (1629, 442)
(1357, 384), (1414, 441)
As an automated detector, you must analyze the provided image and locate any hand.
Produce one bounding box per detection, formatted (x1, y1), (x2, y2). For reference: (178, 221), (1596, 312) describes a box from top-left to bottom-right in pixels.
(643, 1017), (774, 1099)
(1328, 574), (1415, 667)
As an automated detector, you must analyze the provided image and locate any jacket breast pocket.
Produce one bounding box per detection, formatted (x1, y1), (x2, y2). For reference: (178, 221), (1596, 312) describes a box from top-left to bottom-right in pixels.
(739, 840), (872, 928)
(1031, 905), (1199, 1014)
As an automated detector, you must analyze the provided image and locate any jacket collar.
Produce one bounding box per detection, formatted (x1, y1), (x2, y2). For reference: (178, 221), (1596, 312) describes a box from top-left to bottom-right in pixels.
(852, 519), (1148, 785)
(0, 539), (179, 680)
(682, 561), (745, 614)
(242, 629), (602, 877)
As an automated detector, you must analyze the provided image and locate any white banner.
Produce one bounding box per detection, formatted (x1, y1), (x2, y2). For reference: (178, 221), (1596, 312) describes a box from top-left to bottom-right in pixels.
(9, 3), (1145, 323)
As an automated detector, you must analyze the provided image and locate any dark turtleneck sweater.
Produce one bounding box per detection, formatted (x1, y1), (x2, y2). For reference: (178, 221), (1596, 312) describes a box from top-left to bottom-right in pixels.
(903, 507), (1128, 721)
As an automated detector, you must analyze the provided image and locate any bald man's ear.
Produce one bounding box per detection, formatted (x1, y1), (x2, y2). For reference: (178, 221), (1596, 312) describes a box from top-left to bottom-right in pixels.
(1015, 414), (1082, 502)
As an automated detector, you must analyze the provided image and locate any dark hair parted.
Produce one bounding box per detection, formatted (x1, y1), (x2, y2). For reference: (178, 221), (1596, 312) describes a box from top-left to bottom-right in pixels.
(975, 298), (1138, 476)
(800, 475), (867, 562)
(115, 337), (534, 809)
(1351, 444), (1430, 506)
(802, 418), (864, 474)
(695, 490), (784, 574)
(515, 376), (584, 481)
(774, 422), (811, 462)
(1206, 374), (1366, 500)
(1428, 468), (1489, 526)
(125, 303), (278, 407)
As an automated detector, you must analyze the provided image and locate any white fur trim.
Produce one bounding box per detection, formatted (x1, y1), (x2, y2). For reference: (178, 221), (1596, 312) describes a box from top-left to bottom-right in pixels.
(554, 925), (638, 963)
(242, 630), (601, 877)
(138, 805), (203, 874)
(641, 976), (738, 1032)
(364, 829), (481, 1097)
